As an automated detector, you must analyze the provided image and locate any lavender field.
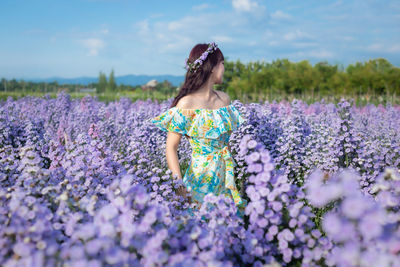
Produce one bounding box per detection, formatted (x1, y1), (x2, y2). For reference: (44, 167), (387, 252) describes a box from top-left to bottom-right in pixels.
(1, 92), (400, 267)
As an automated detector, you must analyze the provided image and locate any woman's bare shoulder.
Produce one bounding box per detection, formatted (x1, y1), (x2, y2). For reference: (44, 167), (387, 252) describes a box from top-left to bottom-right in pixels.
(175, 95), (194, 109)
(176, 91), (230, 109)
(215, 90), (231, 105)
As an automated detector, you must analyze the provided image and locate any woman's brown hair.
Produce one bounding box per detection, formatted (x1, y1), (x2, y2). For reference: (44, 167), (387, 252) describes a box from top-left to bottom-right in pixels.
(169, 43), (224, 108)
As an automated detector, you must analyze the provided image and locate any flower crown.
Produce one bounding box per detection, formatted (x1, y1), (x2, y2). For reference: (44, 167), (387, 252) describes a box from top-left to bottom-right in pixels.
(184, 42), (218, 73)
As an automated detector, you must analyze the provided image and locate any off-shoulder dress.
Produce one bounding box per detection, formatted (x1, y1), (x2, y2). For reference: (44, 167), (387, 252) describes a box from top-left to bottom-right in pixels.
(149, 102), (248, 216)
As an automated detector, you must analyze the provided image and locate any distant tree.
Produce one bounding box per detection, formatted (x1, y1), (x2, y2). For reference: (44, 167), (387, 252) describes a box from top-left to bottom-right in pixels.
(250, 64), (274, 99)
(346, 62), (368, 95)
(1, 78), (7, 92)
(21, 79), (27, 93)
(98, 71), (107, 93)
(386, 67), (400, 96)
(218, 59), (234, 90)
(365, 58), (393, 96)
(272, 59), (294, 94)
(108, 68), (117, 92)
(9, 79), (19, 91)
(315, 61), (338, 95)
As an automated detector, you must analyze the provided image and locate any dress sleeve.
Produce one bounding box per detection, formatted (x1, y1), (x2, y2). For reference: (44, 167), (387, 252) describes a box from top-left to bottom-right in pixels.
(149, 108), (188, 135)
(148, 104), (245, 139)
(230, 105), (246, 128)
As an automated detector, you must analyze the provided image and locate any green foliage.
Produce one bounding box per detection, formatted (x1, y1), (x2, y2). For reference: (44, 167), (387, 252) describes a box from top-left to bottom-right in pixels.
(98, 71), (107, 94)
(222, 57), (399, 103)
(108, 68), (117, 93)
(1, 57), (399, 106)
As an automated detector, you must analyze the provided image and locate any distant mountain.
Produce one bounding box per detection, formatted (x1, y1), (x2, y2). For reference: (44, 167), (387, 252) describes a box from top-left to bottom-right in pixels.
(15, 74), (185, 87)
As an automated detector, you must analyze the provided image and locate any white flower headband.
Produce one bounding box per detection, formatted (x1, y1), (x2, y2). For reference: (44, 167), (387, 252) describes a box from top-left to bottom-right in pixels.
(184, 42), (218, 73)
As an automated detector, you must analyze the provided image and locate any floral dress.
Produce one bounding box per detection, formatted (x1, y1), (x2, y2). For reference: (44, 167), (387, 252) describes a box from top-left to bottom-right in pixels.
(149, 102), (248, 216)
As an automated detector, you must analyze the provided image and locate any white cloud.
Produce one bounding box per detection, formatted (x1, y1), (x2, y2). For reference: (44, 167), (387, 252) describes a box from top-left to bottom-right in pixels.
(292, 42), (319, 48)
(134, 13), (236, 53)
(79, 38), (105, 56)
(341, 36), (356, 41)
(248, 41), (258, 46)
(293, 49), (335, 59)
(135, 20), (150, 35)
(162, 36), (194, 53)
(211, 35), (234, 43)
(268, 40), (280, 46)
(365, 43), (400, 53)
(270, 10), (292, 20)
(167, 20), (184, 31)
(97, 23), (110, 35)
(322, 14), (350, 21)
(132, 6), (271, 60)
(366, 43), (383, 51)
(149, 13), (164, 19)
(192, 4), (210, 11)
(232, 0), (259, 13)
(263, 29), (274, 39)
(307, 49), (334, 59)
(131, 0), (269, 56)
(100, 28), (109, 34)
(231, 0), (267, 18)
(283, 30), (315, 41)
(281, 48), (335, 60)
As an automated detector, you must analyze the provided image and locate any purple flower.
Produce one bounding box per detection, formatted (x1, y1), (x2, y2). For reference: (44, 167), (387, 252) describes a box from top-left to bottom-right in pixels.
(253, 201), (265, 214)
(268, 225), (278, 236)
(322, 212), (341, 236)
(70, 245), (85, 259)
(294, 228), (305, 238)
(98, 204), (118, 221)
(247, 140), (257, 149)
(307, 238), (316, 248)
(271, 201), (282, 211)
(248, 163), (263, 173)
(289, 218), (297, 228)
(335, 243), (360, 266)
(282, 229), (295, 241)
(249, 151), (260, 162)
(359, 213), (383, 240)
(13, 242), (32, 257)
(278, 239), (288, 249)
(99, 222), (116, 237)
(257, 218), (268, 228)
(264, 163), (274, 172)
(311, 229), (321, 239)
(260, 151), (271, 163)
(75, 223), (96, 240)
(135, 191), (149, 205)
(307, 186), (340, 208)
(342, 196), (368, 219)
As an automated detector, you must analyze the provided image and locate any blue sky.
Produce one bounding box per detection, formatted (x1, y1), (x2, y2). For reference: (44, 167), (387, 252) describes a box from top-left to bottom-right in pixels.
(0, 0), (399, 79)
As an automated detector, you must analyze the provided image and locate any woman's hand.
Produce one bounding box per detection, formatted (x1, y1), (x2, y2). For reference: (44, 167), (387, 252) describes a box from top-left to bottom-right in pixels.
(176, 184), (191, 202)
(171, 173), (191, 202)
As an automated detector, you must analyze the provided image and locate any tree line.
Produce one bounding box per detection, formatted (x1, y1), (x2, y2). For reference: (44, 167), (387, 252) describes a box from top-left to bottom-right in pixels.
(97, 69), (116, 93)
(0, 68), (134, 94)
(1, 58), (399, 100)
(218, 57), (399, 101)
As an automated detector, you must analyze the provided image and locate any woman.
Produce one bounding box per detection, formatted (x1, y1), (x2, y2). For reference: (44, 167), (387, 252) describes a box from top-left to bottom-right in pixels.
(150, 42), (247, 216)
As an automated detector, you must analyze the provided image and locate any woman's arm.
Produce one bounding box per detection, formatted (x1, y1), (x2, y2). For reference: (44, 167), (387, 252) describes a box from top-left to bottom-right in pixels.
(166, 96), (192, 179)
(166, 131), (191, 200)
(166, 131), (183, 179)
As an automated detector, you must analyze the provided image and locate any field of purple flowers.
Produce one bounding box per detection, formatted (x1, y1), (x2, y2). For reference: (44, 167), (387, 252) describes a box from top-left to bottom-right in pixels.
(1, 92), (400, 267)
